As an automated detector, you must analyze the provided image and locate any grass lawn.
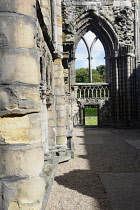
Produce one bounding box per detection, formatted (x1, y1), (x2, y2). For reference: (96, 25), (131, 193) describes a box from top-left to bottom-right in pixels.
(85, 116), (98, 125)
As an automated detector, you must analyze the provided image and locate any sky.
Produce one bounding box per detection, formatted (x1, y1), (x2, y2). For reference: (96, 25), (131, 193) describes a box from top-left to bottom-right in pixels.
(75, 31), (105, 69)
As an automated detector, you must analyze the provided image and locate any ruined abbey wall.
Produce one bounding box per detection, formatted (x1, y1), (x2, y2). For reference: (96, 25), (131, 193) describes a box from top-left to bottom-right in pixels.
(62, 0), (140, 127)
(0, 0), (140, 209)
(0, 0), (72, 209)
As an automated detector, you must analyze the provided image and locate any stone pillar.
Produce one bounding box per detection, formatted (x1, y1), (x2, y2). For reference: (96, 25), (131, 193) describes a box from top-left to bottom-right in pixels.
(119, 53), (127, 126)
(138, 63), (140, 120)
(136, 0), (140, 61)
(128, 53), (137, 125)
(47, 102), (57, 148)
(51, 0), (58, 48)
(70, 59), (76, 85)
(116, 45), (138, 127)
(40, 0), (52, 35)
(54, 59), (67, 147)
(109, 56), (116, 125)
(126, 54), (132, 122)
(114, 56), (119, 121)
(0, 1), (45, 209)
(52, 0), (67, 149)
(56, 0), (63, 53)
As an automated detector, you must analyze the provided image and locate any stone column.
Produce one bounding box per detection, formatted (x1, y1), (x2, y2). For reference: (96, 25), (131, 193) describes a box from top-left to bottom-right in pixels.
(109, 56), (116, 125)
(114, 56), (119, 121)
(70, 59), (76, 85)
(0, 1), (45, 209)
(51, 0), (58, 48)
(52, 0), (67, 149)
(56, 0), (63, 53)
(126, 54), (132, 122)
(54, 59), (67, 147)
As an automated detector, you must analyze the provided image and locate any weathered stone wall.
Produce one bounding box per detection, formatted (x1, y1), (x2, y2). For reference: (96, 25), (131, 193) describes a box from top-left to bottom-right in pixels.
(0, 0), (46, 209)
(0, 0), (72, 209)
(0, 0), (140, 209)
(138, 0), (140, 121)
(62, 0), (140, 127)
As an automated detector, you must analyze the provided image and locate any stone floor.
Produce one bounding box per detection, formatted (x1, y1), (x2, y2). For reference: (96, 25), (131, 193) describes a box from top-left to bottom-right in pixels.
(47, 127), (140, 210)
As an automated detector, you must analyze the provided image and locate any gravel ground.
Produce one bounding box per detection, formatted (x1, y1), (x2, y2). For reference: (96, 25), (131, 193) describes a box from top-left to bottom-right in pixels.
(47, 127), (140, 210)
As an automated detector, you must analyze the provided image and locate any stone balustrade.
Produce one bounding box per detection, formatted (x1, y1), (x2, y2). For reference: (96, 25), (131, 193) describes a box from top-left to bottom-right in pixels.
(73, 83), (110, 100)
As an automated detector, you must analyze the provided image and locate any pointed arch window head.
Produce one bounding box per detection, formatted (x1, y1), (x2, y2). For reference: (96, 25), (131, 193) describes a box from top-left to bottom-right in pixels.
(81, 34), (98, 83)
(75, 31), (105, 83)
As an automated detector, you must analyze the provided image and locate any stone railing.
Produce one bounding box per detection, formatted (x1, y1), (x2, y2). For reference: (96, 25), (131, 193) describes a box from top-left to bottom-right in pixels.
(73, 83), (110, 100)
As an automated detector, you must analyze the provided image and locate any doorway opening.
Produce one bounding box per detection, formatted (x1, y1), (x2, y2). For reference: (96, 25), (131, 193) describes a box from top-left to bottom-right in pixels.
(84, 105), (99, 126)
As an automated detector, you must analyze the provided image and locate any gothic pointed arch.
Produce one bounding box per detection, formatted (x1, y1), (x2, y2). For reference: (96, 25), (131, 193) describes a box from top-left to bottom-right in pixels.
(74, 10), (118, 59)
(62, 1), (139, 127)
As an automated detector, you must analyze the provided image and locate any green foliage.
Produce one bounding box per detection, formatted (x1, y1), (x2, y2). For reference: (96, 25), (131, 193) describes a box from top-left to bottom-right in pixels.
(85, 108), (97, 116)
(76, 68), (89, 83)
(96, 65), (106, 81)
(92, 69), (104, 82)
(76, 65), (106, 83)
(62, 32), (70, 41)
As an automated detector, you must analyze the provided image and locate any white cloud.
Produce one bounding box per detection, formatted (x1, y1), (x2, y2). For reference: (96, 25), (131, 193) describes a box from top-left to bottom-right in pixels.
(75, 31), (105, 69)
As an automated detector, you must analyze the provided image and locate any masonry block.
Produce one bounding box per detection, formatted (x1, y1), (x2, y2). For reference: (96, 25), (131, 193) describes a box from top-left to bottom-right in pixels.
(56, 118), (66, 126)
(48, 119), (56, 127)
(56, 0), (62, 7)
(0, 48), (40, 85)
(57, 126), (66, 136)
(54, 78), (64, 85)
(57, 35), (62, 45)
(40, 0), (50, 8)
(0, 144), (44, 177)
(0, 113), (42, 143)
(56, 104), (66, 111)
(0, 0), (36, 18)
(54, 71), (64, 78)
(48, 127), (56, 138)
(56, 96), (65, 105)
(56, 110), (66, 118)
(0, 15), (36, 48)
(56, 136), (67, 146)
(0, 177), (45, 210)
(55, 87), (65, 95)
(48, 110), (56, 119)
(0, 84), (41, 116)
(57, 27), (62, 36)
(48, 137), (56, 146)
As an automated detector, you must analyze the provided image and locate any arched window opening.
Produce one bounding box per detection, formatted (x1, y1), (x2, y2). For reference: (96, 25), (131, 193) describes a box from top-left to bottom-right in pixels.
(75, 38), (89, 83)
(75, 31), (105, 83)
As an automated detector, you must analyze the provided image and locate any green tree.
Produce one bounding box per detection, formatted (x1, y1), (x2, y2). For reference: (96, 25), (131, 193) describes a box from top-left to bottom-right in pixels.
(92, 69), (103, 82)
(76, 65), (106, 83)
(96, 65), (106, 82)
(76, 68), (89, 83)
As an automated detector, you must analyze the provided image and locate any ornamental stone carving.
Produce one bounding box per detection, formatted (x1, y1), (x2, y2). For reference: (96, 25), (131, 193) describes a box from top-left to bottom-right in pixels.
(62, 1), (135, 47)
(113, 6), (134, 44)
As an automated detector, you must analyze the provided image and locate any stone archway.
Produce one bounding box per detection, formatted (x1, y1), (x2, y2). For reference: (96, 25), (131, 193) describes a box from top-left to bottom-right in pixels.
(62, 0), (139, 127)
